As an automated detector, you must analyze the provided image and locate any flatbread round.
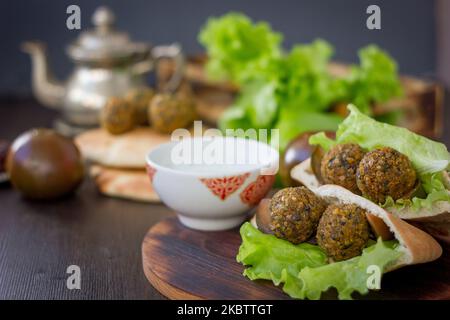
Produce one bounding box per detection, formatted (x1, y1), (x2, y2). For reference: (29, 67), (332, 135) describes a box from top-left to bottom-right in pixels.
(75, 128), (171, 169)
(90, 165), (160, 203)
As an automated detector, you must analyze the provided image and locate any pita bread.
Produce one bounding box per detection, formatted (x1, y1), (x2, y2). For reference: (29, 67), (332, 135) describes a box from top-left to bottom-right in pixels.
(75, 128), (171, 169)
(291, 158), (450, 242)
(291, 158), (321, 191)
(313, 185), (442, 271)
(252, 185), (442, 272)
(90, 165), (160, 203)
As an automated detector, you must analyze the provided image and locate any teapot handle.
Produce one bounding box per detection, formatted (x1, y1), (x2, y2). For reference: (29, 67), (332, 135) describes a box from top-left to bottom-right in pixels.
(151, 43), (185, 93)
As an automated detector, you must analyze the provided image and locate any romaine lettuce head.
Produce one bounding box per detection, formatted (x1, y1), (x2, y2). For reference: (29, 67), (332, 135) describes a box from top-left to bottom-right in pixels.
(309, 105), (450, 209)
(237, 222), (402, 300)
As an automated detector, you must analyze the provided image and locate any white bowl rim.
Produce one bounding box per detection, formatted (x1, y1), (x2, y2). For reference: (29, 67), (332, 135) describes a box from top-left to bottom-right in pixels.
(146, 136), (279, 178)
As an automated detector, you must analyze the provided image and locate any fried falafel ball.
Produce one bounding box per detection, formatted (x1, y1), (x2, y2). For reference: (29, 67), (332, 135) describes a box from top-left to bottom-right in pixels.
(126, 88), (155, 126)
(100, 97), (135, 135)
(270, 187), (327, 244)
(356, 147), (417, 204)
(320, 143), (366, 194)
(317, 204), (369, 261)
(149, 93), (196, 133)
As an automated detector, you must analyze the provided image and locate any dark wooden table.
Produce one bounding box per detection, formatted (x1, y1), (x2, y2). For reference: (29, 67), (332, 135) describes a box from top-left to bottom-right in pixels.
(0, 96), (172, 299)
(0, 96), (449, 300)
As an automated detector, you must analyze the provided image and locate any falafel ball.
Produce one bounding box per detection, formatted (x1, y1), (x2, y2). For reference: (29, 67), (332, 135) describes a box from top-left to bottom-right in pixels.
(270, 187), (327, 244)
(149, 93), (196, 133)
(317, 204), (369, 261)
(320, 143), (366, 194)
(356, 147), (417, 204)
(100, 97), (135, 135)
(126, 88), (154, 126)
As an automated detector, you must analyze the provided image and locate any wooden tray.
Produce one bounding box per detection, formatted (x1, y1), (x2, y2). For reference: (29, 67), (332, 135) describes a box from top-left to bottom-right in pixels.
(142, 217), (450, 300)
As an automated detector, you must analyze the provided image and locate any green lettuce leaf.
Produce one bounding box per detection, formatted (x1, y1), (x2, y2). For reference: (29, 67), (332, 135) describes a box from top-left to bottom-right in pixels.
(276, 109), (342, 150)
(218, 105), (250, 131)
(236, 223), (327, 286)
(237, 80), (279, 129)
(309, 105), (450, 210)
(198, 12), (282, 84)
(296, 239), (401, 300)
(200, 13), (404, 154)
(382, 172), (450, 210)
(237, 223), (402, 300)
(281, 40), (340, 112)
(218, 79), (279, 136)
(346, 45), (403, 114)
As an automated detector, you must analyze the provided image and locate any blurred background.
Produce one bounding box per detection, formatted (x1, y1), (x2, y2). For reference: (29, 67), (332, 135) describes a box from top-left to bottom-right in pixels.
(0, 0), (448, 147)
(1, 0), (449, 95)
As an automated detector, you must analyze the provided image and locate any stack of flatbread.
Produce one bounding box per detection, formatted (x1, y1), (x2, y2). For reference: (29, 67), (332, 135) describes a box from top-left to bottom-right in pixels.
(75, 127), (171, 203)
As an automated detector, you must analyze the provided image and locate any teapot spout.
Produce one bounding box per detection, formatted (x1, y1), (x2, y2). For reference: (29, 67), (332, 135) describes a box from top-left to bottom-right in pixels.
(22, 41), (65, 109)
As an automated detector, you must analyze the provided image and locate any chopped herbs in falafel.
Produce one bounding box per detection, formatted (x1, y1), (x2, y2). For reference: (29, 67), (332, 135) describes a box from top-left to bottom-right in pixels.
(270, 187), (327, 244)
(320, 143), (366, 194)
(356, 147), (417, 203)
(317, 204), (370, 261)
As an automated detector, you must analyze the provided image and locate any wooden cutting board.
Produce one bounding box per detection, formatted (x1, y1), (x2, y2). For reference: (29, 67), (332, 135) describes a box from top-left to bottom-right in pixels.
(142, 217), (450, 300)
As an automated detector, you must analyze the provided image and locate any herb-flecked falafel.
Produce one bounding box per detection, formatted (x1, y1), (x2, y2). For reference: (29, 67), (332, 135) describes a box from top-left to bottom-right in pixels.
(317, 204), (369, 261)
(270, 187), (327, 244)
(100, 97), (135, 135)
(149, 93), (196, 133)
(356, 147), (417, 204)
(320, 143), (366, 194)
(126, 88), (154, 126)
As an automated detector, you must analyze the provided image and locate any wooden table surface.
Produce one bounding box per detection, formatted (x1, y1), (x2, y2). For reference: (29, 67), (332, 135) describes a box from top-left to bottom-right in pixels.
(0, 96), (449, 300)
(0, 97), (172, 299)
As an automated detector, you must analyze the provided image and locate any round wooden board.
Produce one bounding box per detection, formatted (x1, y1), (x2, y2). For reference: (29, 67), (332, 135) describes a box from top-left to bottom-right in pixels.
(142, 217), (450, 300)
(142, 217), (289, 300)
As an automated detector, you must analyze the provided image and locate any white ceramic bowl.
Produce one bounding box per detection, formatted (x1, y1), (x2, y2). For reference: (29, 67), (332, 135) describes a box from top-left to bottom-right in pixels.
(146, 136), (278, 231)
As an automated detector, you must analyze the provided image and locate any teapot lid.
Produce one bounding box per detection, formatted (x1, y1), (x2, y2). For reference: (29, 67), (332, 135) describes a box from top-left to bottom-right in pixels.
(67, 6), (150, 64)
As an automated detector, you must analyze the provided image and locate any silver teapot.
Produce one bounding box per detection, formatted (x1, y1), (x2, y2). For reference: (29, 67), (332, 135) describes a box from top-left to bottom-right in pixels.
(22, 6), (184, 133)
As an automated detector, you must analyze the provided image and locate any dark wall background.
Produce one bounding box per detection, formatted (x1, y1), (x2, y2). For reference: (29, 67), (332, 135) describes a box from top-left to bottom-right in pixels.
(0, 0), (437, 95)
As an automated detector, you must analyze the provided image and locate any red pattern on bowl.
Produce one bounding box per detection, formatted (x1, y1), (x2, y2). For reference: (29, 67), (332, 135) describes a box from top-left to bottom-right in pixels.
(240, 175), (275, 205)
(146, 164), (157, 183)
(200, 173), (250, 200)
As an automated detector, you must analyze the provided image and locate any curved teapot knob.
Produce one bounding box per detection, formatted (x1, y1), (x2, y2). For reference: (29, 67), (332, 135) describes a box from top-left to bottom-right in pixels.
(92, 6), (115, 33)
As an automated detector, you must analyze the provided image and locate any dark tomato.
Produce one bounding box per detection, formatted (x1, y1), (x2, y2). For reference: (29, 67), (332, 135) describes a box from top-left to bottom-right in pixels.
(6, 129), (84, 199)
